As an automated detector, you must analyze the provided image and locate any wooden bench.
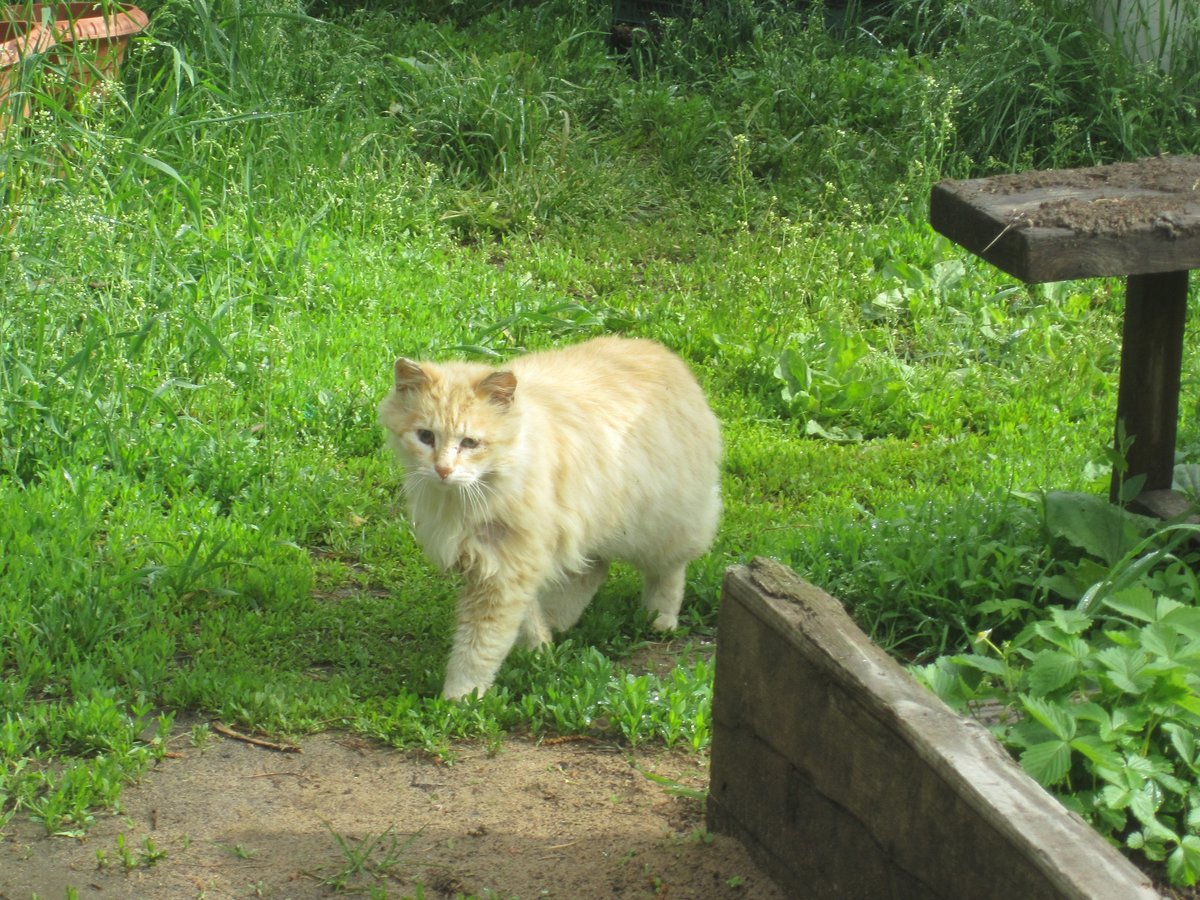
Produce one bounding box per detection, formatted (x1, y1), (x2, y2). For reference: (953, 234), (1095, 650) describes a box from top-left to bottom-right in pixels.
(930, 155), (1200, 517)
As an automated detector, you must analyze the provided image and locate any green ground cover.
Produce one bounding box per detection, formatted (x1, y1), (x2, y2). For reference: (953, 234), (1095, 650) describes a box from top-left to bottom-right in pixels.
(2, 0), (1200, 878)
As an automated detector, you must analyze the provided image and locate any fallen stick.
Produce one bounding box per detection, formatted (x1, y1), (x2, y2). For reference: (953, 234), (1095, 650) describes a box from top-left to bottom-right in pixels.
(211, 721), (302, 754)
(540, 735), (597, 746)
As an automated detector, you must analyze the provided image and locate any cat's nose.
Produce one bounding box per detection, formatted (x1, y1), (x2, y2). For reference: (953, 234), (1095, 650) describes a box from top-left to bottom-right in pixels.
(436, 464), (453, 480)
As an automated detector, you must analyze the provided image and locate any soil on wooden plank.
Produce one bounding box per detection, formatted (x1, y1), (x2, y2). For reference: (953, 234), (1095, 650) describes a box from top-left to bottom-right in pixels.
(0, 724), (784, 900)
(955, 154), (1200, 237)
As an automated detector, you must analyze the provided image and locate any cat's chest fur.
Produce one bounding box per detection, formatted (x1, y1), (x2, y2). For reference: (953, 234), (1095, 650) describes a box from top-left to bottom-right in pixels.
(408, 491), (471, 570)
(408, 490), (511, 575)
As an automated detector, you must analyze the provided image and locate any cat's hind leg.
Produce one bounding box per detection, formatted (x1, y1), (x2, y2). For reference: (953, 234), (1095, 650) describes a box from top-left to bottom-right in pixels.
(539, 561), (610, 633)
(640, 563), (687, 632)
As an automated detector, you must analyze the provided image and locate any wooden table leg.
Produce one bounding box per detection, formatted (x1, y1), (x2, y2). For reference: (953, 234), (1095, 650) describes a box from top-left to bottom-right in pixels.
(1110, 269), (1191, 511)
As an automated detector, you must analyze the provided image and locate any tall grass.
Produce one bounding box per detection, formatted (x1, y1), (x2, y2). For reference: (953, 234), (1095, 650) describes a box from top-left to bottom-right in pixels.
(882, 0), (1200, 170)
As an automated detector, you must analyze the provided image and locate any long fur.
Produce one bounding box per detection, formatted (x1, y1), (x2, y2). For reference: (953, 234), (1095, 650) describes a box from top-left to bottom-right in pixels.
(377, 336), (722, 700)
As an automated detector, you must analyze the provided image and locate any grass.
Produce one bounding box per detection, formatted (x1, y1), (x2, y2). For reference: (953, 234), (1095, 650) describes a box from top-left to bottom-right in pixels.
(0, 0), (1199, 835)
(317, 820), (419, 890)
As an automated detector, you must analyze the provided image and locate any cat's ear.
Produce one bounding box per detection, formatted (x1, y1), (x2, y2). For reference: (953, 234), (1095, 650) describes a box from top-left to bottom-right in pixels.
(476, 371), (517, 409)
(394, 358), (429, 392)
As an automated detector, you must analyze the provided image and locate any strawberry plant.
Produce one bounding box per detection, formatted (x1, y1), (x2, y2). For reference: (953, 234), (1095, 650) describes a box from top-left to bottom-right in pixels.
(916, 510), (1200, 885)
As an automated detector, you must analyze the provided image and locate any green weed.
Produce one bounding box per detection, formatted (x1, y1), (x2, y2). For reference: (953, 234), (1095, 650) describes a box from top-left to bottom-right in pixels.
(319, 820), (420, 890)
(639, 768), (707, 808)
(209, 840), (258, 860)
(190, 723), (213, 750)
(116, 834), (137, 872)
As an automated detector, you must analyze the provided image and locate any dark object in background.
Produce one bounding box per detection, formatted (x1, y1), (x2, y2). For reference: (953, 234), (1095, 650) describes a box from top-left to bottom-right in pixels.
(610, 0), (891, 47)
(610, 0), (688, 47)
(612, 0), (689, 30)
(822, 0), (891, 30)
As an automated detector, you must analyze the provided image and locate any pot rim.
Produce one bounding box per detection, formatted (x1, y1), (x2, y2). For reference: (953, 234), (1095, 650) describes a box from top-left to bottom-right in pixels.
(3, 3), (148, 44)
(0, 20), (53, 69)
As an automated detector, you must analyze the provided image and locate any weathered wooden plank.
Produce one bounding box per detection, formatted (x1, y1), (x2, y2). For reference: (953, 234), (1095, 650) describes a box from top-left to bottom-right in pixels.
(708, 724), (934, 900)
(1110, 270), (1190, 498)
(708, 557), (1162, 900)
(929, 156), (1200, 283)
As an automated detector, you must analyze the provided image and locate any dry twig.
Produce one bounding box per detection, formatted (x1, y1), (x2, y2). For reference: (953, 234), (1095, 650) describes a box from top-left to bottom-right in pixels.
(211, 721), (302, 753)
(541, 735), (598, 746)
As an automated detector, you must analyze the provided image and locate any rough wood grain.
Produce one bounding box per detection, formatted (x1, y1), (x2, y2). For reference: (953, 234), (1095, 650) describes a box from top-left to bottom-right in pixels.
(929, 157), (1200, 282)
(708, 557), (1162, 900)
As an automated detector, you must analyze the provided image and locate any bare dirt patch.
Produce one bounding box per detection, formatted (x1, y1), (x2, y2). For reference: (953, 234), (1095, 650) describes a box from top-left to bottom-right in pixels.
(1, 726), (783, 900)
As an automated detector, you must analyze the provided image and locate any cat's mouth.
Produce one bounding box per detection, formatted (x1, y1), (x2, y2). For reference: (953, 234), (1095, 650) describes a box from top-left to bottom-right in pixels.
(425, 467), (479, 491)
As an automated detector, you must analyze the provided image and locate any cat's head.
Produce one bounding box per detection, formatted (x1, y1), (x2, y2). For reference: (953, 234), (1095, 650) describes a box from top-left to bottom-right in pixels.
(377, 356), (518, 491)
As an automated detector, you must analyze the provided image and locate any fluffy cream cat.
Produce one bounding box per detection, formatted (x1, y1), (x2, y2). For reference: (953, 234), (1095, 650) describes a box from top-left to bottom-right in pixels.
(377, 336), (722, 700)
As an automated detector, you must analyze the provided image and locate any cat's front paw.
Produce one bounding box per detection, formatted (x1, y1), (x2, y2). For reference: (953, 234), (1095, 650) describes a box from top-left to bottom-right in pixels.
(443, 676), (489, 701)
(652, 612), (678, 632)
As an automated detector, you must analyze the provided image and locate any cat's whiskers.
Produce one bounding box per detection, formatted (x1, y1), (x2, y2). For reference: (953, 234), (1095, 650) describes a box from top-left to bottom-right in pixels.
(474, 462), (510, 495)
(401, 461), (494, 522)
(400, 466), (433, 498)
(460, 477), (494, 522)
(401, 467), (453, 516)
(460, 482), (481, 520)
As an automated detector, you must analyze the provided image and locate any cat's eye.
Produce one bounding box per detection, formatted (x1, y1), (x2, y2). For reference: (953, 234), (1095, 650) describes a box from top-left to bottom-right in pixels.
(460, 437), (479, 449)
(417, 429), (435, 446)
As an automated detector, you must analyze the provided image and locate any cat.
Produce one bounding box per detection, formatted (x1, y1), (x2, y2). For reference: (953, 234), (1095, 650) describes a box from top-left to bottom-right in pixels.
(377, 336), (722, 700)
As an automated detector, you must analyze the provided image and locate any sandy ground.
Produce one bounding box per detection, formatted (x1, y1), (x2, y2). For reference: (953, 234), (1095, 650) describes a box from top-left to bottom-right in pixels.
(0, 726), (785, 900)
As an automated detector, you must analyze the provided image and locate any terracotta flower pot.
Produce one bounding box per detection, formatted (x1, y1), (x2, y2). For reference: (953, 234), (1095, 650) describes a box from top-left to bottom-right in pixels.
(0, 17), (52, 125)
(2, 2), (147, 110)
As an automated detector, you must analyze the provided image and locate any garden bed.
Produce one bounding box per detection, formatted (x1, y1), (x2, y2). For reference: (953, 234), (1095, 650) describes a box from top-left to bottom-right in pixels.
(709, 557), (1161, 900)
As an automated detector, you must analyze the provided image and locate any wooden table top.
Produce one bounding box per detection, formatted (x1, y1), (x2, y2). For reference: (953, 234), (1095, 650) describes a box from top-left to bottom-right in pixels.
(930, 155), (1200, 283)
